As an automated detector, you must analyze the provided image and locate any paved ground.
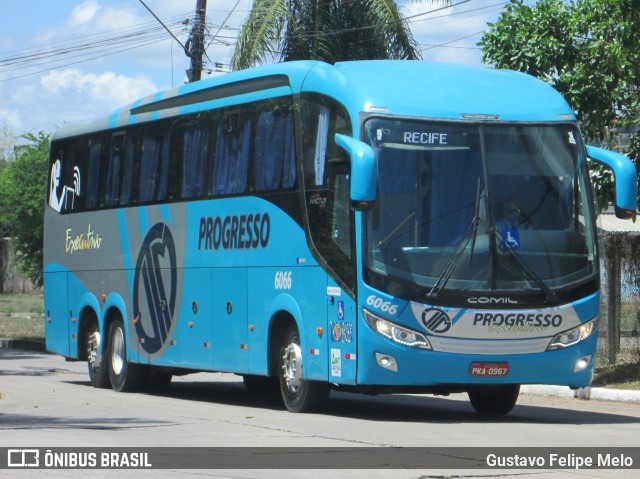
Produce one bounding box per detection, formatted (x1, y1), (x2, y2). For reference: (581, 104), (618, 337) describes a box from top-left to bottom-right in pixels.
(2, 337), (640, 404)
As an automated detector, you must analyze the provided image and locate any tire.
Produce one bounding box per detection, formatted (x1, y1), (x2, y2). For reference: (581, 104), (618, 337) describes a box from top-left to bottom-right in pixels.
(85, 321), (110, 389)
(107, 318), (148, 392)
(468, 384), (520, 415)
(278, 324), (329, 413)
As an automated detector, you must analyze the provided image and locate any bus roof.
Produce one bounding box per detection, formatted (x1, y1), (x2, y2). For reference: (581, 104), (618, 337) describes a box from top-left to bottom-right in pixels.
(315, 60), (575, 123)
(53, 60), (575, 140)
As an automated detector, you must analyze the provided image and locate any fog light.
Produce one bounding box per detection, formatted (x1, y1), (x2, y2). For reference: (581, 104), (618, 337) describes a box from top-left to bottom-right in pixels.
(375, 352), (398, 372)
(574, 355), (592, 373)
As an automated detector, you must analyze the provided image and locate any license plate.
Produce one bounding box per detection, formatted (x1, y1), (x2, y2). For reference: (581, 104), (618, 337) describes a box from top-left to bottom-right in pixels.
(470, 362), (510, 377)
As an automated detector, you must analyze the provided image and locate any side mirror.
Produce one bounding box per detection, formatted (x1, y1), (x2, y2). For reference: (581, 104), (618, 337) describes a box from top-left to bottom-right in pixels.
(586, 145), (638, 219)
(335, 133), (376, 210)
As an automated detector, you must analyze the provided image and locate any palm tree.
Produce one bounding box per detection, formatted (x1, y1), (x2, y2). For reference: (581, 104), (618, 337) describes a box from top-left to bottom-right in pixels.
(231, 0), (445, 70)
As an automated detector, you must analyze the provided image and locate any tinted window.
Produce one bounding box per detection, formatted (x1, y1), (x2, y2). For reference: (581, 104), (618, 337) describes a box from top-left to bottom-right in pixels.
(253, 101), (296, 191)
(300, 93), (355, 292)
(211, 110), (252, 195)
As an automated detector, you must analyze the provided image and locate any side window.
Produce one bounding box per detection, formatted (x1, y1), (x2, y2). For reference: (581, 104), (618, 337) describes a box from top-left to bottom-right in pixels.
(137, 123), (170, 203)
(211, 109), (252, 195)
(301, 94), (350, 189)
(49, 135), (106, 213)
(173, 113), (210, 200)
(300, 93), (355, 291)
(48, 140), (81, 213)
(253, 100), (296, 191)
(119, 130), (136, 206)
(331, 165), (352, 257)
(78, 135), (104, 211)
(104, 132), (126, 208)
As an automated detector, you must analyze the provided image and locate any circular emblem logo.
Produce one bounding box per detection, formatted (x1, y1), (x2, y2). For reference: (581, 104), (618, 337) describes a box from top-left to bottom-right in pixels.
(133, 223), (177, 354)
(421, 308), (451, 334)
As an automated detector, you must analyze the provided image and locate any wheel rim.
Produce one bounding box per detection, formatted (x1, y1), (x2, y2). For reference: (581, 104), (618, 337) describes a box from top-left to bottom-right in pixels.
(87, 330), (101, 369)
(282, 341), (303, 393)
(111, 327), (125, 376)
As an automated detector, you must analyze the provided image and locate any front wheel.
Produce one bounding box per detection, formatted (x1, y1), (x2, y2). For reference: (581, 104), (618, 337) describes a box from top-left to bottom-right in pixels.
(278, 324), (329, 413)
(107, 318), (148, 392)
(468, 384), (520, 415)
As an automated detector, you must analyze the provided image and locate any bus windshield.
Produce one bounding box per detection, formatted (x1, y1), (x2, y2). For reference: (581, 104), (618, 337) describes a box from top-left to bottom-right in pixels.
(363, 119), (597, 301)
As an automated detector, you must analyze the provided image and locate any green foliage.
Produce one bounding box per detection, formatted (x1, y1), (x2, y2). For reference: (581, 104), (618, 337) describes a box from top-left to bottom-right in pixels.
(232, 0), (428, 70)
(480, 0), (640, 210)
(0, 124), (18, 237)
(480, 0), (575, 81)
(0, 132), (49, 287)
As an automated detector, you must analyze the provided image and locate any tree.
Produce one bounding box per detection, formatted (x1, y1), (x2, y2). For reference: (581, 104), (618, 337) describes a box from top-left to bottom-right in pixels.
(0, 123), (17, 163)
(0, 132), (49, 286)
(231, 0), (441, 70)
(479, 0), (640, 209)
(0, 123), (18, 238)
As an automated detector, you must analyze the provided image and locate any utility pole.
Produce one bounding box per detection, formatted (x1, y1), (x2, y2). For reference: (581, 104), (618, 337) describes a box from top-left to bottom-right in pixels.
(186, 0), (208, 82)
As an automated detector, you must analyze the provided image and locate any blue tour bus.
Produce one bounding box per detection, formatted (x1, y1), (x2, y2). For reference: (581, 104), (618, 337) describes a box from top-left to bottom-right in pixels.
(44, 60), (637, 414)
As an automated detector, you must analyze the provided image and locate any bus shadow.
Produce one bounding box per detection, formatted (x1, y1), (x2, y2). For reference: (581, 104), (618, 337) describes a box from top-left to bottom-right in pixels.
(69, 377), (640, 426)
(326, 390), (640, 425)
(164, 380), (286, 411)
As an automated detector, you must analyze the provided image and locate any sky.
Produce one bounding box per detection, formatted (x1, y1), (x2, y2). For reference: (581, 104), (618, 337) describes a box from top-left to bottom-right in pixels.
(0, 0), (507, 136)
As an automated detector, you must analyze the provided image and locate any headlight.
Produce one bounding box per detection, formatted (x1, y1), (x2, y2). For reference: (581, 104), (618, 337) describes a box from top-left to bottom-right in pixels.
(547, 319), (597, 351)
(363, 309), (432, 350)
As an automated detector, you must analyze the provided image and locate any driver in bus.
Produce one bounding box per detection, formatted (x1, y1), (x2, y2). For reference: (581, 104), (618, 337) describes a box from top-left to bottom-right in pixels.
(496, 197), (528, 249)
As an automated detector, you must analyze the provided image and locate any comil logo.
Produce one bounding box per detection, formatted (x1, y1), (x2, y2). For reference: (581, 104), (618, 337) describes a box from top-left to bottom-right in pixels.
(8, 449), (39, 467)
(468, 296), (518, 305)
(133, 223), (177, 354)
(421, 308), (451, 334)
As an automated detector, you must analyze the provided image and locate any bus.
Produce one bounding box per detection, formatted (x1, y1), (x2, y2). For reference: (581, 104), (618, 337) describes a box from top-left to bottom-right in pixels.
(44, 60), (637, 415)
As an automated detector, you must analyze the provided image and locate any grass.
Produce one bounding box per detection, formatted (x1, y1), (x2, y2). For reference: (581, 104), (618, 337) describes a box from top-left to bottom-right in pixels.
(1, 293), (639, 391)
(592, 362), (640, 390)
(0, 293), (45, 341)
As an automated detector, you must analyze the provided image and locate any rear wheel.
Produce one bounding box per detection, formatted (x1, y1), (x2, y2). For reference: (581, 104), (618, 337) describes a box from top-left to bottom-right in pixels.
(107, 318), (148, 392)
(468, 384), (520, 415)
(85, 321), (110, 388)
(278, 324), (329, 413)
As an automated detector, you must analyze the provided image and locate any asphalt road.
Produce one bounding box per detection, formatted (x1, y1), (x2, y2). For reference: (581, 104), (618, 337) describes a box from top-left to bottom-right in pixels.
(1, 347), (640, 478)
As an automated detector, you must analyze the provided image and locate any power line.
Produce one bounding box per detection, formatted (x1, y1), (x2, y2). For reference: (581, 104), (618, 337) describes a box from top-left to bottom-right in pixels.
(0, 16), (190, 82)
(409, 1), (507, 25)
(1, 27), (181, 73)
(0, 0), (504, 83)
(0, 13), (190, 64)
(202, 0), (501, 67)
(420, 30), (485, 52)
(0, 37), (169, 84)
(138, 0), (189, 53)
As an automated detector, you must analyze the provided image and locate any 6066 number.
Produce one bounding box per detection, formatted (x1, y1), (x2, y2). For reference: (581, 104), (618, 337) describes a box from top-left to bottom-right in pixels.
(366, 295), (399, 315)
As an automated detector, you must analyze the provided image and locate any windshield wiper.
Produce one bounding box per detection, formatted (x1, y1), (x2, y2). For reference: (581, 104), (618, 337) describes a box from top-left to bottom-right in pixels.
(494, 230), (558, 304)
(374, 211), (416, 249)
(427, 183), (484, 301)
(468, 179), (484, 264)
